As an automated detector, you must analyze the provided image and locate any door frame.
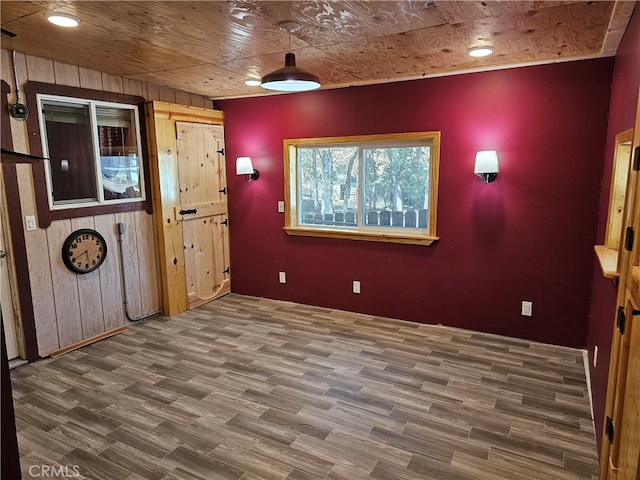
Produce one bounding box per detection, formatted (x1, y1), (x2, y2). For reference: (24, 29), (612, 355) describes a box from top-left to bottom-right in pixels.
(145, 101), (225, 316)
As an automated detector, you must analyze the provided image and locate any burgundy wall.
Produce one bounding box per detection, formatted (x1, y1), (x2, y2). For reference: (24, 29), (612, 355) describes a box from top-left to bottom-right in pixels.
(216, 58), (613, 348)
(587, 4), (640, 451)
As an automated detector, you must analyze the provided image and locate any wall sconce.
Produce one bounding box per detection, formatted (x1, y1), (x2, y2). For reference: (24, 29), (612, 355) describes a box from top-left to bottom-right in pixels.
(474, 150), (499, 183)
(236, 156), (259, 181)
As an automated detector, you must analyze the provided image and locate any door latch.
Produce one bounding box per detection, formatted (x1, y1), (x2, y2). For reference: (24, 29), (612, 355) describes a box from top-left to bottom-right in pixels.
(179, 208), (197, 216)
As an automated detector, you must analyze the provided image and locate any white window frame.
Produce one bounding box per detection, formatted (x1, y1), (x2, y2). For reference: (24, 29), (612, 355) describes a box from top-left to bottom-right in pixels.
(284, 132), (440, 246)
(37, 94), (145, 210)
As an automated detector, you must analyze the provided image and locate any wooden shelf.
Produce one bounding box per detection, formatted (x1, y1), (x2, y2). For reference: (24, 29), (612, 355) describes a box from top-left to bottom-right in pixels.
(595, 245), (620, 279)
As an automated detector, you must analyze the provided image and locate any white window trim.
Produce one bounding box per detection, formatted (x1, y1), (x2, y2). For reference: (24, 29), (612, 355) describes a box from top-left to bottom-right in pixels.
(284, 132), (440, 246)
(37, 93), (146, 211)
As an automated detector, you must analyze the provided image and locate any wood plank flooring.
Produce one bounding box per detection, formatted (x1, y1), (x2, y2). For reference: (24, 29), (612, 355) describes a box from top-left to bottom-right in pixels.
(11, 294), (598, 480)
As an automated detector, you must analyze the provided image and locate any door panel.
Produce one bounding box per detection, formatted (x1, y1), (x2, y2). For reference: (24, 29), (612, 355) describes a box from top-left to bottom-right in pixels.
(176, 122), (230, 308)
(616, 292), (639, 480)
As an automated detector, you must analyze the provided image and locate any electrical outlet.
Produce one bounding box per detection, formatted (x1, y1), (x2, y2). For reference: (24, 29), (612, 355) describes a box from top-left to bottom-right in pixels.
(521, 301), (533, 316)
(353, 281), (360, 294)
(25, 215), (36, 231)
(594, 345), (598, 368)
(279, 272), (286, 284)
(277, 201), (285, 213)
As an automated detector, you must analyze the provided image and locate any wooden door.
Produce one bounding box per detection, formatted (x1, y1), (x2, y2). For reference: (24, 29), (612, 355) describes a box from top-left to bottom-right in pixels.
(615, 283), (639, 480)
(600, 88), (640, 480)
(176, 122), (230, 309)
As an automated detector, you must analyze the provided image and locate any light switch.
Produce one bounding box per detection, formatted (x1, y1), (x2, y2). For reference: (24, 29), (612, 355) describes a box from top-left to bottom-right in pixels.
(25, 215), (37, 231)
(278, 201), (285, 213)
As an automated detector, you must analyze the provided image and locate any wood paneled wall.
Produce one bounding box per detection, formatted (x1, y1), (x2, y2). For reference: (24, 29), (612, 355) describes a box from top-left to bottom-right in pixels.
(0, 50), (211, 357)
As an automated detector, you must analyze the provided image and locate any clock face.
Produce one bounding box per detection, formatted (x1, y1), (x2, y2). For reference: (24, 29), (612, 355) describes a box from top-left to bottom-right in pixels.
(62, 229), (107, 274)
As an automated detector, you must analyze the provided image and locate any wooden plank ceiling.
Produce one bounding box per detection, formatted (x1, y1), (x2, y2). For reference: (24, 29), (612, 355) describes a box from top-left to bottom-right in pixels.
(0, 1), (635, 100)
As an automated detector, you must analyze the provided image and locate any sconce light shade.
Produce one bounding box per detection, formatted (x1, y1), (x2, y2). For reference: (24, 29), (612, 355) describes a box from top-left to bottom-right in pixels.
(474, 150), (499, 183)
(236, 156), (259, 181)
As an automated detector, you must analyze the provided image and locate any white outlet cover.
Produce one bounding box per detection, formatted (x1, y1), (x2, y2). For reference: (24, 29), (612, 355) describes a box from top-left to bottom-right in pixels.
(521, 301), (533, 316)
(279, 271), (286, 283)
(353, 281), (360, 294)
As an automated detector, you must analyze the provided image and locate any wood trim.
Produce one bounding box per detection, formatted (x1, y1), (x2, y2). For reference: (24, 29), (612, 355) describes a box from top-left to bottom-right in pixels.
(284, 226), (439, 246)
(283, 131), (441, 245)
(149, 101), (224, 125)
(595, 245), (620, 279)
(145, 102), (225, 316)
(1, 80), (38, 362)
(23, 81), (150, 228)
(48, 325), (127, 358)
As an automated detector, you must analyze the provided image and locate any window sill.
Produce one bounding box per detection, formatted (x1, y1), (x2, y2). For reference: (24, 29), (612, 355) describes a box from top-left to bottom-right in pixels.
(284, 226), (438, 246)
(594, 245), (620, 279)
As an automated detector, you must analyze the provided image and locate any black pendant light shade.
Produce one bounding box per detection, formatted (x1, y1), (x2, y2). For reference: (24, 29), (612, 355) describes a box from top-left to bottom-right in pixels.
(261, 22), (320, 92)
(261, 52), (320, 92)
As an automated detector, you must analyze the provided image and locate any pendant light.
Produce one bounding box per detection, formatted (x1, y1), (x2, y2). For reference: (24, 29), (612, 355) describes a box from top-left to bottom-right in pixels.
(261, 22), (320, 92)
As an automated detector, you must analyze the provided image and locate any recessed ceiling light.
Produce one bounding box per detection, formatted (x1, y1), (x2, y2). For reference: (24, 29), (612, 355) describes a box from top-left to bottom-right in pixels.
(245, 78), (261, 87)
(45, 12), (80, 28)
(467, 46), (494, 58)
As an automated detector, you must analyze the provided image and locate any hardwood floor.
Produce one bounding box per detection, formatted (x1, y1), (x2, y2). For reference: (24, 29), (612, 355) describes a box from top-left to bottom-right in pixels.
(11, 294), (598, 480)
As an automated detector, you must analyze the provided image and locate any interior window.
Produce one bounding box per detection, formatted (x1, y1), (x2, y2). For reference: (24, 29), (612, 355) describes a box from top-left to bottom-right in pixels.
(39, 95), (144, 209)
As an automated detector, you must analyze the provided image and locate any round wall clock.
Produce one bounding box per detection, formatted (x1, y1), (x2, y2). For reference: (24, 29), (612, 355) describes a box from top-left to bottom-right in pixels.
(62, 228), (107, 274)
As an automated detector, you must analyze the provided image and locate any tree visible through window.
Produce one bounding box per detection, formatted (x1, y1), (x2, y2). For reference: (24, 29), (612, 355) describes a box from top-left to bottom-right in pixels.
(285, 132), (440, 246)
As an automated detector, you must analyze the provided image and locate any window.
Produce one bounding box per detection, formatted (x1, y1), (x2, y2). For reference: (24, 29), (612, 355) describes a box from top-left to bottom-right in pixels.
(284, 132), (440, 245)
(38, 94), (144, 209)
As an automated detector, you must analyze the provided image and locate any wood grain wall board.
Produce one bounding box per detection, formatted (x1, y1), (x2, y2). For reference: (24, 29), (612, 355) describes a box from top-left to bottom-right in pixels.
(123, 78), (144, 98)
(46, 220), (83, 347)
(24, 55), (54, 84)
(0, 53), (208, 357)
(52, 61), (80, 88)
(78, 67), (104, 91)
(114, 212), (143, 319)
(70, 217), (106, 339)
(93, 214), (125, 332)
(101, 73), (124, 94)
(135, 210), (160, 316)
(175, 90), (191, 107)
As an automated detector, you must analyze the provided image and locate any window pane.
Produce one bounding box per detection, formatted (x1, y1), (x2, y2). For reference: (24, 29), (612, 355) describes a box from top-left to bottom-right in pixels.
(363, 145), (431, 229)
(97, 106), (142, 200)
(42, 101), (97, 204)
(298, 146), (359, 227)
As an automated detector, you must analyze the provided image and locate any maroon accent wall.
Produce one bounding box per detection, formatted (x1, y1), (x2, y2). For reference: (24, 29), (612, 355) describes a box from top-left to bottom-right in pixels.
(217, 58), (613, 348)
(588, 4), (640, 451)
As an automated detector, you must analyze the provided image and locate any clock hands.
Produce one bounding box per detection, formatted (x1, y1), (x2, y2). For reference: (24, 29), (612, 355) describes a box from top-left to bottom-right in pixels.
(72, 250), (88, 262)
